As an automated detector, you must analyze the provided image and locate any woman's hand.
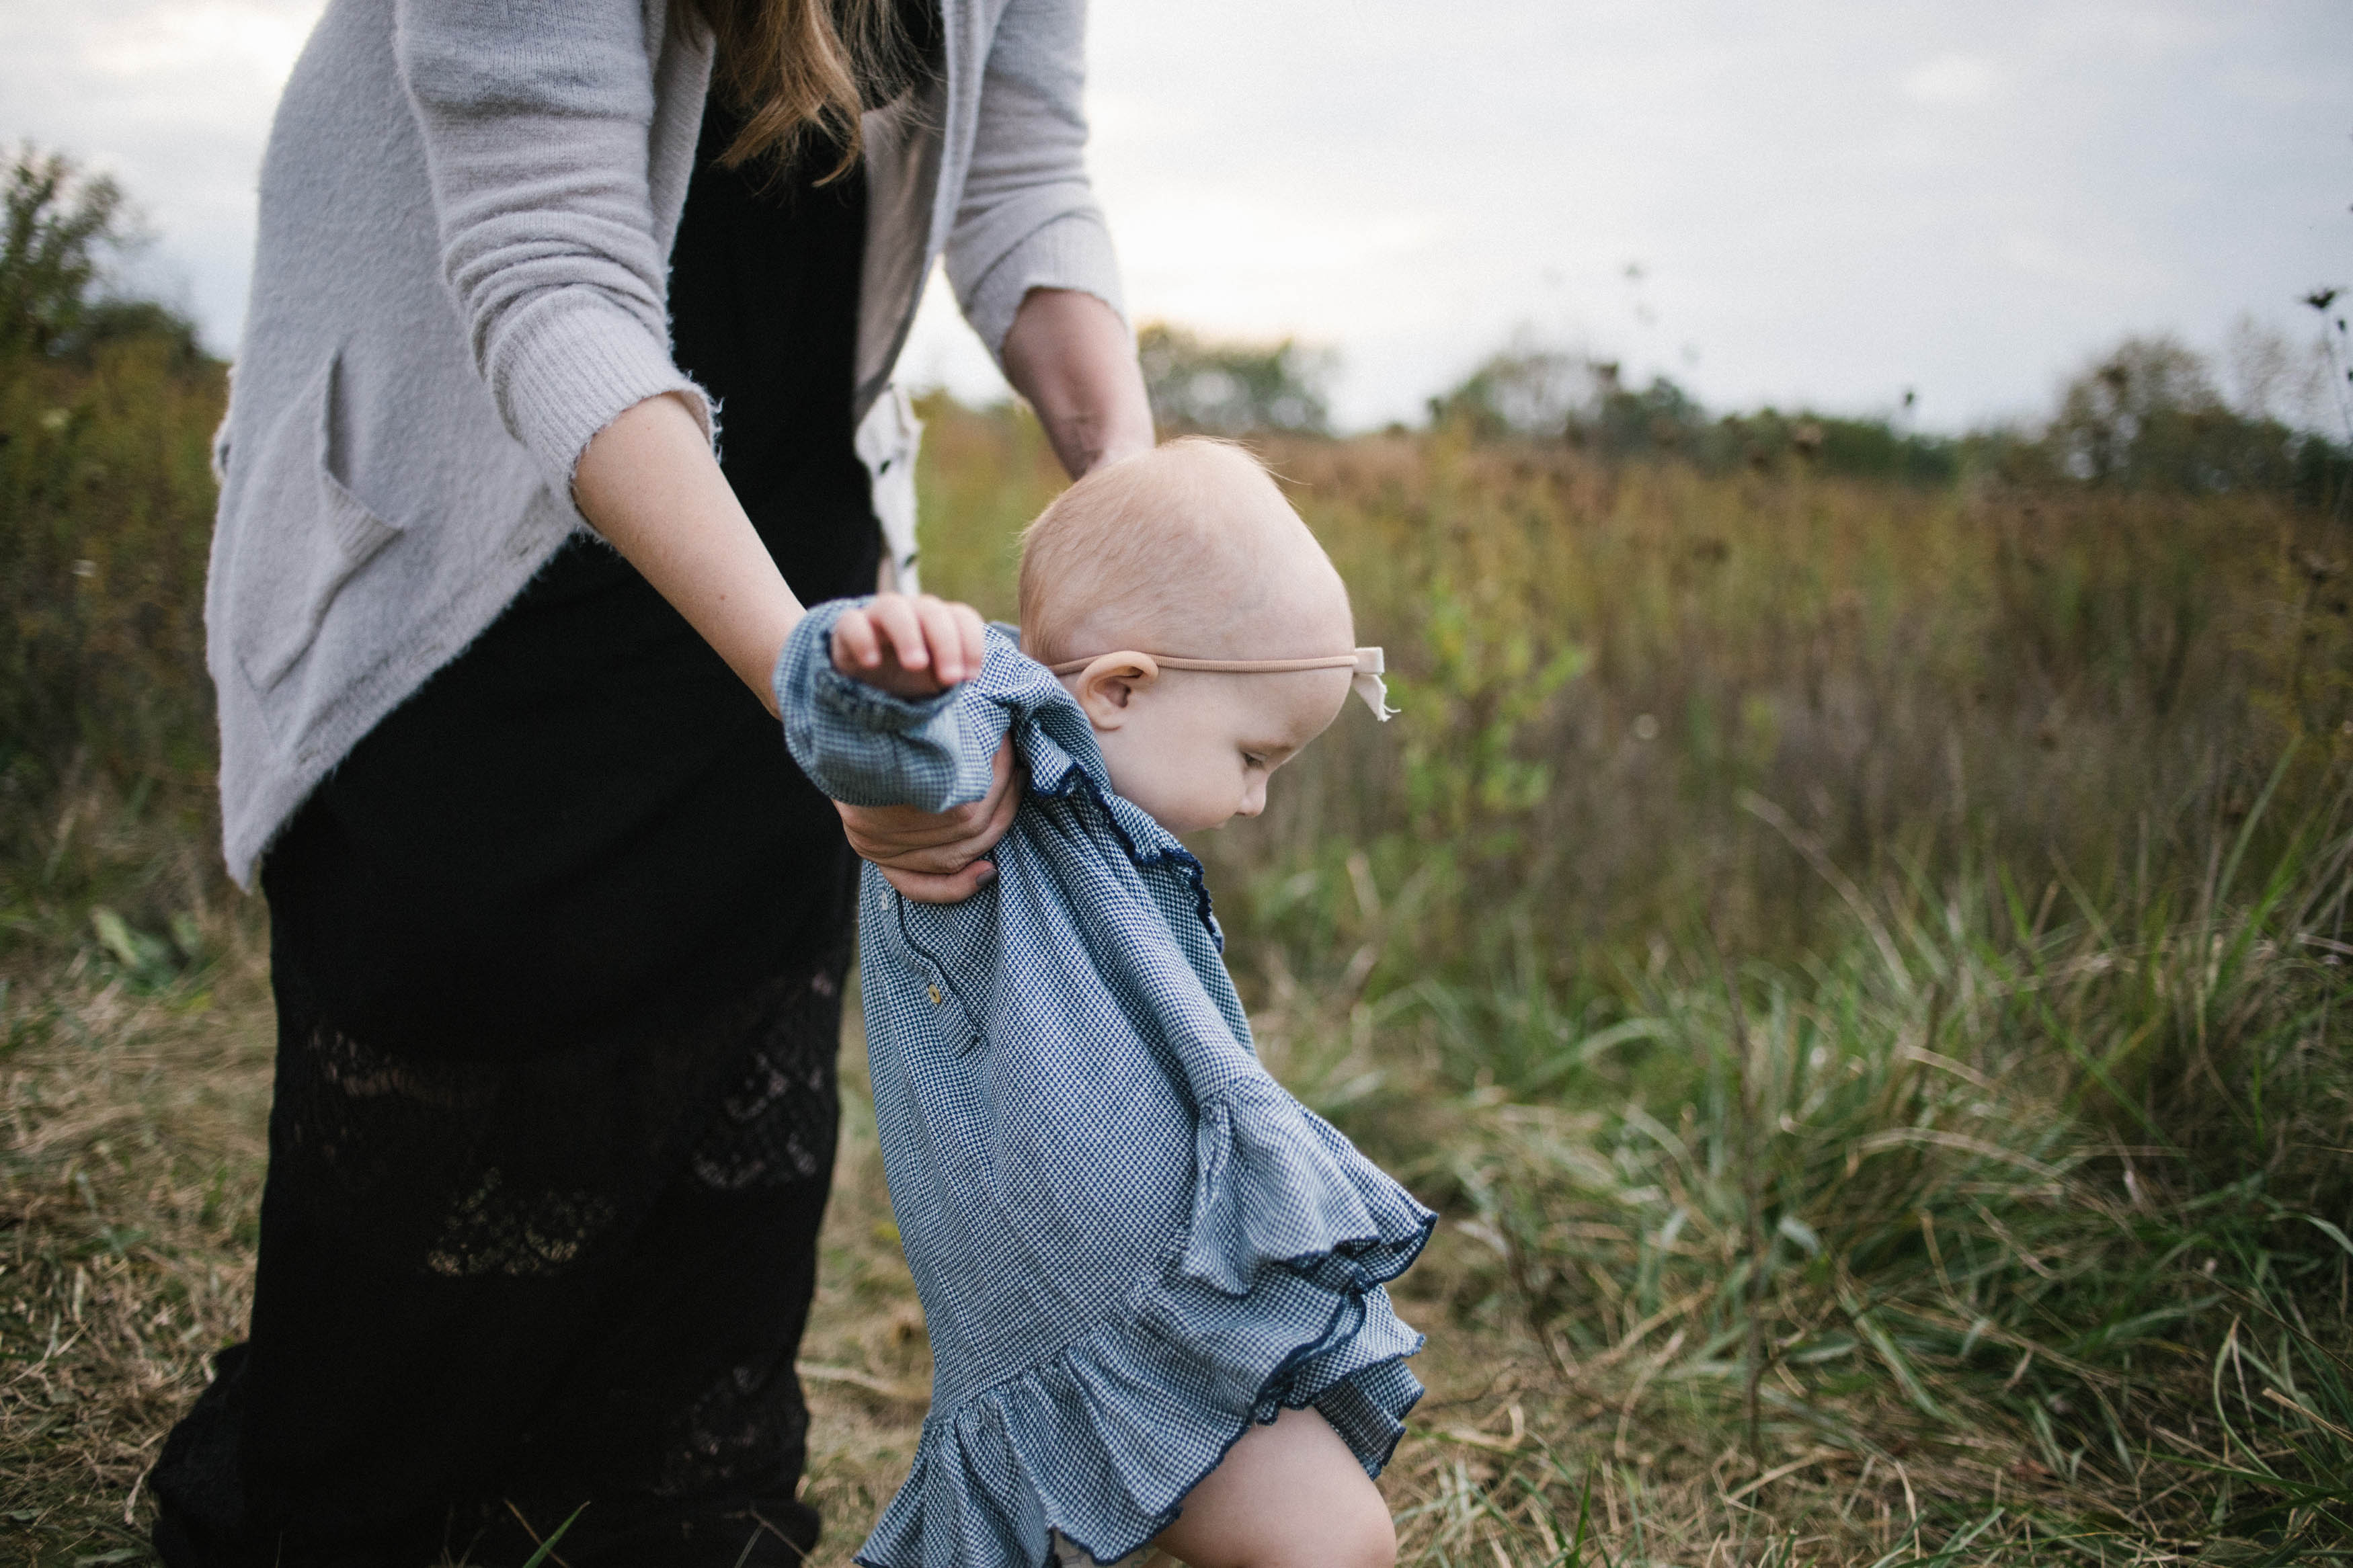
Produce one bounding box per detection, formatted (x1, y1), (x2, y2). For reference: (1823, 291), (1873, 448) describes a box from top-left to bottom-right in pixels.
(829, 592), (988, 698)
(838, 735), (1021, 902)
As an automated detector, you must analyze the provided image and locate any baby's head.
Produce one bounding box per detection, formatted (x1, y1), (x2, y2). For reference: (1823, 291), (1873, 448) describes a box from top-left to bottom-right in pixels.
(1020, 438), (1364, 833)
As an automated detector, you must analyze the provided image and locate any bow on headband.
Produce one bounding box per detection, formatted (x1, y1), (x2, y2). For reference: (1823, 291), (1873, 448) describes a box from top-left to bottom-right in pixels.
(1045, 647), (1396, 722)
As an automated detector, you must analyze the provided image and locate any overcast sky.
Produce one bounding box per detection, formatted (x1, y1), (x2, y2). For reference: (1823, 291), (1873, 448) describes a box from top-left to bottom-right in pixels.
(5, 0), (2347, 431)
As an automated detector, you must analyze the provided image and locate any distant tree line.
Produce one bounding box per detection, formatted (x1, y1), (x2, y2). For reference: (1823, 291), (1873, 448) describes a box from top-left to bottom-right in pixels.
(1140, 308), (2352, 507)
(1138, 321), (1335, 436)
(1424, 331), (2351, 504)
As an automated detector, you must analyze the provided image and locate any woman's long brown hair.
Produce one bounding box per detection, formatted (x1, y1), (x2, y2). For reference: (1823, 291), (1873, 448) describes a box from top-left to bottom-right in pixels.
(684, 0), (922, 184)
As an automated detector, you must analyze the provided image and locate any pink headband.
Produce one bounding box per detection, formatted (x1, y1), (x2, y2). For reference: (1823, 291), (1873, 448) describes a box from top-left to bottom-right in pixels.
(1045, 647), (1396, 721)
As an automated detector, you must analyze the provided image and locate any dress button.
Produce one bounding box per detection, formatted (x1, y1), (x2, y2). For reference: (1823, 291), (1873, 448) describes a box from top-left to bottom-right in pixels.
(928, 985), (943, 1005)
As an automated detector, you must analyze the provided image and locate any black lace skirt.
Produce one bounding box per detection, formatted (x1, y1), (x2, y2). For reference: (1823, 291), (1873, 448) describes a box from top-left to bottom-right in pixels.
(151, 933), (848, 1567)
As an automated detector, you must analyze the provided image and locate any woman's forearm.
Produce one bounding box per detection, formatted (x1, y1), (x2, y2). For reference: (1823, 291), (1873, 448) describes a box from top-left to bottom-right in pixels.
(572, 392), (805, 715)
(577, 289), (1148, 704)
(1000, 288), (1155, 479)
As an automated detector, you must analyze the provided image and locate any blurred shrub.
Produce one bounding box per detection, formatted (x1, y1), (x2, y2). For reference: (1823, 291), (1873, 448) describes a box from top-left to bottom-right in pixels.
(1137, 321), (1334, 436)
(1, 146), (227, 953)
(1425, 343), (1600, 442)
(2, 145), (202, 366)
(910, 386), (1064, 621)
(2018, 334), (2351, 507)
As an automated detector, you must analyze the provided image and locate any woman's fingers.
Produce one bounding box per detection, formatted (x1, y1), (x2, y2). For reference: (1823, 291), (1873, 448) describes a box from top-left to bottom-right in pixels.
(836, 739), (1017, 863)
(833, 737), (1021, 902)
(838, 800), (984, 864)
(877, 857), (999, 903)
(978, 731), (1021, 827)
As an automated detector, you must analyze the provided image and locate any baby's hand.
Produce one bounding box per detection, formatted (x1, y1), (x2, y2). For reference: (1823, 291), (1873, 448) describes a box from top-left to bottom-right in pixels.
(830, 593), (989, 699)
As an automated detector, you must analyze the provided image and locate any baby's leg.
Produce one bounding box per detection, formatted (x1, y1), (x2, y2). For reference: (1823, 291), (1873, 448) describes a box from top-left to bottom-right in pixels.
(1150, 1406), (1396, 1568)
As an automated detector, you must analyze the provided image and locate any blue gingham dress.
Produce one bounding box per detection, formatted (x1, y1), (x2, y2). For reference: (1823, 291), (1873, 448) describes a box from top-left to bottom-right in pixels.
(776, 603), (1433, 1568)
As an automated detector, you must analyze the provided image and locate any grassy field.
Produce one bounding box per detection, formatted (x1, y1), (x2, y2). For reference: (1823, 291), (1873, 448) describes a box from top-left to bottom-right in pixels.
(5, 360), (2352, 1567)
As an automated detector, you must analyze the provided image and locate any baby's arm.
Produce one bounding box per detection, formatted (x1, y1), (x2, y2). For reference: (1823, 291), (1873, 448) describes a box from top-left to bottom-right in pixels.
(776, 593), (1014, 813)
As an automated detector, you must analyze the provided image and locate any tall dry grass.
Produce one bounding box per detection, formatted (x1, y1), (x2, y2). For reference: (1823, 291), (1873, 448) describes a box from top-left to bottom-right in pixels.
(910, 395), (2349, 965)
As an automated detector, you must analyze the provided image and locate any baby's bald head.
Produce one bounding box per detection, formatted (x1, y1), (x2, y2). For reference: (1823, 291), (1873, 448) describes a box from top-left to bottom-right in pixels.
(1019, 438), (1351, 666)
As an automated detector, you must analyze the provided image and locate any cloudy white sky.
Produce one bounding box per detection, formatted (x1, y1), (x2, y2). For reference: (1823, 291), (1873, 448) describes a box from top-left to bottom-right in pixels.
(5, 0), (2348, 431)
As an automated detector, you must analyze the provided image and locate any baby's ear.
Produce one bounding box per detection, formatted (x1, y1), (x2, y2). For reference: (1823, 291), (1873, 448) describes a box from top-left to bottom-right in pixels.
(1070, 652), (1159, 729)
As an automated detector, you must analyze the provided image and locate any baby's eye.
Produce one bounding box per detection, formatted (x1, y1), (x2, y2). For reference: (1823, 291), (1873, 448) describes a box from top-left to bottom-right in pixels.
(1241, 751), (1268, 770)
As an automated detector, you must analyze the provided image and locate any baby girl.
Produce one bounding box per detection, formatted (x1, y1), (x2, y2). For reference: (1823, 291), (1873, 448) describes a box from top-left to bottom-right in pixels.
(776, 438), (1430, 1568)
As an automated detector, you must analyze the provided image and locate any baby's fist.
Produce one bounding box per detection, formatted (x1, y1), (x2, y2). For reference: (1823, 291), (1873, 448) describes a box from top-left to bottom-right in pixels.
(830, 593), (989, 699)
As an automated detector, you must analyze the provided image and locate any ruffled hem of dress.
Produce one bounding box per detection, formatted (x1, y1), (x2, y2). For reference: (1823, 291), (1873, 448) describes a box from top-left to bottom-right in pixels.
(853, 1079), (1435, 1568)
(853, 1282), (1425, 1568)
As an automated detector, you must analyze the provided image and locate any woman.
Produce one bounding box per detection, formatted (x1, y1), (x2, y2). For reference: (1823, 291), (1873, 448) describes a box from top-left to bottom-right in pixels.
(150, 0), (1151, 1562)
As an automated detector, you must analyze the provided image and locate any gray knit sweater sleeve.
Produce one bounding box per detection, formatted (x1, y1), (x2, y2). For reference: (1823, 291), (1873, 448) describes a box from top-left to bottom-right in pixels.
(947, 0), (1126, 355)
(393, 0), (713, 491)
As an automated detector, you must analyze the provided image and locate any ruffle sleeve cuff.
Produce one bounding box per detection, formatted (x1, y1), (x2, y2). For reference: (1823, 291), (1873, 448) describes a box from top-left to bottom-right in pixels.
(776, 602), (1009, 811)
(1178, 1079), (1435, 1297)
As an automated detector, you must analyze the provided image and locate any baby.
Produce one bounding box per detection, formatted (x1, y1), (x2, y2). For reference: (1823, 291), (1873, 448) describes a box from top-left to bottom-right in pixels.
(776, 438), (1429, 1568)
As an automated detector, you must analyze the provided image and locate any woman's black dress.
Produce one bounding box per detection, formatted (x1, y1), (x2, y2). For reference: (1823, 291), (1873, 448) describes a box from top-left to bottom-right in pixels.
(152, 88), (904, 1568)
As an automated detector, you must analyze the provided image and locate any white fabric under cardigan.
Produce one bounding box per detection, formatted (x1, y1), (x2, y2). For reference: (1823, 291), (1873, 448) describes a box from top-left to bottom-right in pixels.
(204, 0), (1126, 887)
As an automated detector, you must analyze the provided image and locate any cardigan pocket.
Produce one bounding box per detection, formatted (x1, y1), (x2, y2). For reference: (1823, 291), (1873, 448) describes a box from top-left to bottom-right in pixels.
(227, 352), (404, 693)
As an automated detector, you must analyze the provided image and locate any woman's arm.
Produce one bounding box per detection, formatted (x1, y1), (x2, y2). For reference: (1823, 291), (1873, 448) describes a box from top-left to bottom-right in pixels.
(575, 399), (1018, 901)
(395, 0), (709, 498)
(1002, 287), (1155, 477)
(945, 0), (1152, 477)
(573, 393), (803, 712)
(400, 0), (1021, 899)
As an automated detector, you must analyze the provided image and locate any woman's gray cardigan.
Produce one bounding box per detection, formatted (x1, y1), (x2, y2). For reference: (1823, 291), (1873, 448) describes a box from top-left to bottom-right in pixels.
(205, 0), (1125, 888)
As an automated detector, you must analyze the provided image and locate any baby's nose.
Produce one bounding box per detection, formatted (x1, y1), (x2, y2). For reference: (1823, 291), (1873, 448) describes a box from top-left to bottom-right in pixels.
(1238, 783), (1267, 817)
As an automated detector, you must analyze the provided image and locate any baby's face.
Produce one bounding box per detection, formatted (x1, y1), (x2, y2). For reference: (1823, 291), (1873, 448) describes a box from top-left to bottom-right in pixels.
(1078, 664), (1353, 834)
